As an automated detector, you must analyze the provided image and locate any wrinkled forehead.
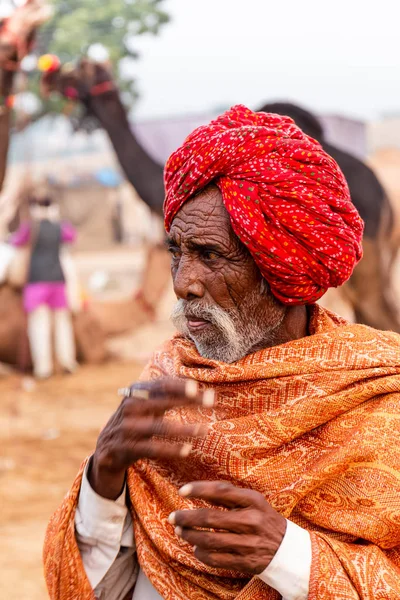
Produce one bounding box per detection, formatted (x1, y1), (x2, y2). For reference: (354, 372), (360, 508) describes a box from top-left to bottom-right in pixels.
(169, 185), (233, 243)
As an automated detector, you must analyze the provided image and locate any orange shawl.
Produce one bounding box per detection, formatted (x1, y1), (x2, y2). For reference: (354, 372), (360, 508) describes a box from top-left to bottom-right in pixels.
(44, 305), (400, 599)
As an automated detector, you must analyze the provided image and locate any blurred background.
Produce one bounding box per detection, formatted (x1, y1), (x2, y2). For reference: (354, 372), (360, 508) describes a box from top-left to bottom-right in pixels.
(0, 1), (400, 597)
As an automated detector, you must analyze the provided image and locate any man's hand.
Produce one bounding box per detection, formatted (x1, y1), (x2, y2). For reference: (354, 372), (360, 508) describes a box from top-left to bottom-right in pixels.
(89, 379), (213, 500)
(169, 481), (287, 575)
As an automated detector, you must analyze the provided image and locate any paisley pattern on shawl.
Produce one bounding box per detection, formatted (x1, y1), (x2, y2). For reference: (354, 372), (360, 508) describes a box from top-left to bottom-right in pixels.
(44, 305), (400, 600)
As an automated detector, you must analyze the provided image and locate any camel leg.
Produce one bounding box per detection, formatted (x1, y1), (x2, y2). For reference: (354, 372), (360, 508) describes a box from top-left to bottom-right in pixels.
(27, 305), (53, 378)
(54, 309), (77, 373)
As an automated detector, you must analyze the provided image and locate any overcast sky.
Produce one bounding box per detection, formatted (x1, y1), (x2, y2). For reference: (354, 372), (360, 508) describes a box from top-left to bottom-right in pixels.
(132, 0), (399, 121)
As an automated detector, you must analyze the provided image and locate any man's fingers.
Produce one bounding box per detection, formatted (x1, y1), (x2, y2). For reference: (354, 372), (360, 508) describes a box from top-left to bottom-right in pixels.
(193, 548), (242, 571)
(151, 420), (207, 439)
(177, 481), (264, 509)
(169, 507), (258, 535)
(120, 378), (195, 400)
(120, 379), (215, 410)
(122, 418), (206, 440)
(130, 397), (205, 417)
(135, 378), (199, 398)
(176, 528), (254, 555)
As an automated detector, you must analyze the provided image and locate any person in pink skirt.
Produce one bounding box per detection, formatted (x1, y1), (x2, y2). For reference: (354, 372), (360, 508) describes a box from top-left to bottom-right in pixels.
(11, 196), (77, 378)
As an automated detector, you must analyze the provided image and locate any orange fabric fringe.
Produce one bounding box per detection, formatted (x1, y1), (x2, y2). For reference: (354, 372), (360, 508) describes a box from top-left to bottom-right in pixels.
(44, 305), (400, 599)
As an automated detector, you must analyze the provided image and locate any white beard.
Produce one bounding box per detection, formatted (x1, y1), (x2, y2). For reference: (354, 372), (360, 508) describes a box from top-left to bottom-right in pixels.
(170, 282), (285, 363)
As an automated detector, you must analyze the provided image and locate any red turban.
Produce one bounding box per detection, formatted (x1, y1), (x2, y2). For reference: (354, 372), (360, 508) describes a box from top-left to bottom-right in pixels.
(164, 105), (364, 305)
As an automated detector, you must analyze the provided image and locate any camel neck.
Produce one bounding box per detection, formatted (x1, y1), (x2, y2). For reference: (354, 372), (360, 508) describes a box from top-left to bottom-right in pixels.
(88, 92), (165, 216)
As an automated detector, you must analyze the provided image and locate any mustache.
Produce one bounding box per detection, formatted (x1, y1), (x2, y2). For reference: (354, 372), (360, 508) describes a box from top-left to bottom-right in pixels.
(171, 299), (238, 337)
(171, 299), (233, 324)
(170, 298), (244, 363)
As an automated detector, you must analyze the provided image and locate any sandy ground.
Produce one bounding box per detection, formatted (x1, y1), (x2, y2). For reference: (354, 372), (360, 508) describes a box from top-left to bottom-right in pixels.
(0, 360), (145, 600)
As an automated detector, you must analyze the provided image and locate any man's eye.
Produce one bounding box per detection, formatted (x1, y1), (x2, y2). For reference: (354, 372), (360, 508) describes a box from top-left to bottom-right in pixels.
(168, 248), (181, 259)
(203, 250), (219, 261)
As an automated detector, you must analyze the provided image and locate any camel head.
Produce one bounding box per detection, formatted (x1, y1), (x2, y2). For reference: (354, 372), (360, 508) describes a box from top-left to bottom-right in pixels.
(258, 102), (325, 143)
(40, 57), (115, 108)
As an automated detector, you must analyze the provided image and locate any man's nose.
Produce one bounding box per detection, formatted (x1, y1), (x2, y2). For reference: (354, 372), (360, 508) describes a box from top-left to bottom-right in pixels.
(173, 256), (205, 301)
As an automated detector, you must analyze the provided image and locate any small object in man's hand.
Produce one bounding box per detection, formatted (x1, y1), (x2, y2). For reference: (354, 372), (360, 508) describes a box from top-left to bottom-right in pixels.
(118, 386), (149, 400)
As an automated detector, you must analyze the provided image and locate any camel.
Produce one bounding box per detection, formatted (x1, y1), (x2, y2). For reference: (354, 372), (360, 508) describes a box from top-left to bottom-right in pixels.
(0, 0), (52, 192)
(0, 6), (107, 369)
(41, 59), (165, 216)
(258, 102), (400, 332)
(40, 59), (172, 337)
(368, 148), (400, 272)
(41, 61), (400, 334)
(0, 0), (49, 368)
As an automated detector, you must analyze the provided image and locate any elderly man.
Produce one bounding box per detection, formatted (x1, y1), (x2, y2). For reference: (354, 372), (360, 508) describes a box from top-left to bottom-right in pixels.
(44, 106), (400, 600)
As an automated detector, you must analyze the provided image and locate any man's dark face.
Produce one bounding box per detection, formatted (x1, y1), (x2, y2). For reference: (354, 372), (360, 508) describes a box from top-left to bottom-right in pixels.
(167, 186), (286, 362)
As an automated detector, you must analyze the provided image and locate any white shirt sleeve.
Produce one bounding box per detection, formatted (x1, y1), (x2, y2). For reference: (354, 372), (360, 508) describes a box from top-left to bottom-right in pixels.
(75, 465), (311, 600)
(257, 519), (312, 600)
(75, 465), (138, 599)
